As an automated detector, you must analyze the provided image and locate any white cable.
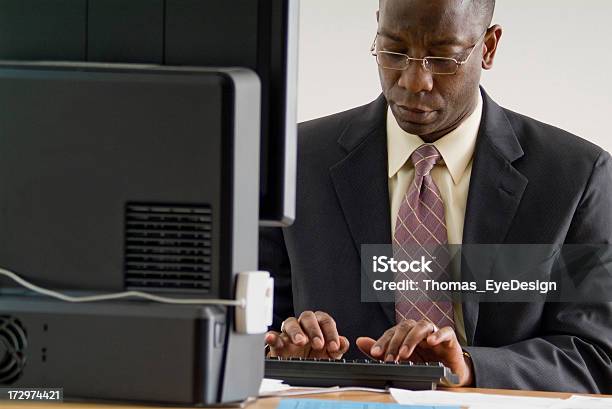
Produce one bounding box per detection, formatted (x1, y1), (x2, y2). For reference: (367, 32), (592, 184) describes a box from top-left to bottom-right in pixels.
(0, 267), (245, 307)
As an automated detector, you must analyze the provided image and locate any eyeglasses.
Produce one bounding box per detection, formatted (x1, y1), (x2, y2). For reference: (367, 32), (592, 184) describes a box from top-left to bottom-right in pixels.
(370, 31), (486, 75)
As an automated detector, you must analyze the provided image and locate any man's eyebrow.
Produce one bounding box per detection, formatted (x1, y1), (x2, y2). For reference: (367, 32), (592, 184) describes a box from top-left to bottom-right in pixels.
(378, 31), (468, 48)
(428, 38), (465, 47)
(377, 30), (404, 42)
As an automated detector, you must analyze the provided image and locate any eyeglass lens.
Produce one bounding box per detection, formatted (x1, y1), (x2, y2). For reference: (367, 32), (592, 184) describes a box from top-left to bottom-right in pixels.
(376, 53), (458, 74)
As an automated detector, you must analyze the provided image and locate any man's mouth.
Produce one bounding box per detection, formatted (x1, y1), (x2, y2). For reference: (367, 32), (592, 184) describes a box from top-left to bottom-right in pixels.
(395, 104), (437, 124)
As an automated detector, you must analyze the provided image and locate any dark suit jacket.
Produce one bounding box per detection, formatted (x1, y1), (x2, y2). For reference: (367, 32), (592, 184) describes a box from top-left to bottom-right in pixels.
(259, 88), (612, 393)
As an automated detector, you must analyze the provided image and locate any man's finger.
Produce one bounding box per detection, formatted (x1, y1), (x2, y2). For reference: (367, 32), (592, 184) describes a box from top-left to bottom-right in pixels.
(427, 326), (455, 346)
(329, 336), (351, 359)
(315, 311), (340, 352)
(265, 331), (284, 349)
(386, 320), (416, 361)
(265, 332), (285, 358)
(282, 317), (308, 346)
(371, 328), (396, 358)
(339, 336), (350, 353)
(298, 311), (325, 350)
(399, 320), (436, 359)
(279, 332), (293, 347)
(356, 336), (377, 359)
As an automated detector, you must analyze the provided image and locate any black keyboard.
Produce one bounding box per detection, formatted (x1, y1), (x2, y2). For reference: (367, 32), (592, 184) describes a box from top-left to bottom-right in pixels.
(264, 357), (459, 390)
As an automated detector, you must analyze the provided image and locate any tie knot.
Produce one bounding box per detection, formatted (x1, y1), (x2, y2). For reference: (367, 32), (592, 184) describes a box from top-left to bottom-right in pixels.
(410, 144), (441, 176)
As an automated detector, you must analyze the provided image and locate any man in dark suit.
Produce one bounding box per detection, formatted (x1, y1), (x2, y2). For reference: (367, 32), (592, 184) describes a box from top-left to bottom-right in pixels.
(260, 0), (612, 392)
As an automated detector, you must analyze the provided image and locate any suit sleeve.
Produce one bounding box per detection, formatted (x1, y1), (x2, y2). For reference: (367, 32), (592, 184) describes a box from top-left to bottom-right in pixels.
(259, 226), (294, 331)
(464, 150), (612, 393)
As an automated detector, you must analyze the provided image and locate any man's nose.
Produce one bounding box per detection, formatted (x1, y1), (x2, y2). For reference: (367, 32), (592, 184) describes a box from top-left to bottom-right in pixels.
(397, 60), (434, 94)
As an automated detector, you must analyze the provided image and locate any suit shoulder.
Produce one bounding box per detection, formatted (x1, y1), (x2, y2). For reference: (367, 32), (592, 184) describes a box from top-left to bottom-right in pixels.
(297, 102), (373, 152)
(503, 108), (604, 162)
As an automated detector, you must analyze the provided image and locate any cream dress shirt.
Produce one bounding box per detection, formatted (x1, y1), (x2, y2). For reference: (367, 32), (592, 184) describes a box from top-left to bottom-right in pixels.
(386, 92), (483, 345)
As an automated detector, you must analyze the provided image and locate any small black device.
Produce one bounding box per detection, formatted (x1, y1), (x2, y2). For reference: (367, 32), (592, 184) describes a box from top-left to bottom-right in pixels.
(1, 297), (231, 404)
(265, 358), (460, 390)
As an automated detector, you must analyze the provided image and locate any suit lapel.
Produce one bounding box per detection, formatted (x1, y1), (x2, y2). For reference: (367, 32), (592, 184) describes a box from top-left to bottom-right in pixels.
(461, 88), (528, 344)
(329, 95), (396, 327)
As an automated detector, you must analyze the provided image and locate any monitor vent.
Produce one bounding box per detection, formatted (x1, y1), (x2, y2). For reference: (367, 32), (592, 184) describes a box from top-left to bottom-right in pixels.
(124, 204), (213, 293)
(0, 316), (27, 385)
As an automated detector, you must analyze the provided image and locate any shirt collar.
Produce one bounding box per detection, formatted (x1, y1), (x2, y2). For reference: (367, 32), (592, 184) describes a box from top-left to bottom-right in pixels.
(387, 92), (483, 185)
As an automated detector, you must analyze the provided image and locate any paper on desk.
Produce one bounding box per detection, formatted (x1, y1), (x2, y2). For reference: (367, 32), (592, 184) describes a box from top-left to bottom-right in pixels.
(390, 389), (563, 409)
(277, 398), (459, 409)
(548, 395), (612, 409)
(259, 379), (389, 398)
(259, 378), (293, 394)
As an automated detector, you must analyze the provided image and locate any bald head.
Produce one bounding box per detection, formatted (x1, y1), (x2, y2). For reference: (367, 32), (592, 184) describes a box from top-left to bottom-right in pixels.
(379, 0), (495, 32)
(469, 0), (496, 29)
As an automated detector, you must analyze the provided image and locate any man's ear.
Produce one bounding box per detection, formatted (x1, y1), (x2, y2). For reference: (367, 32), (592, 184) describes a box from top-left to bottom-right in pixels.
(482, 24), (502, 70)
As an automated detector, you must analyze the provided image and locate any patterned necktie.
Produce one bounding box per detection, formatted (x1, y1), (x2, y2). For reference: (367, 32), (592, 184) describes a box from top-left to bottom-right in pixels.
(393, 144), (455, 329)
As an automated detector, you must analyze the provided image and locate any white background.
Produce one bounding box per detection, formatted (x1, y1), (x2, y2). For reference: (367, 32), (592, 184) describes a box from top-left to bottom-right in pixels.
(297, 0), (612, 153)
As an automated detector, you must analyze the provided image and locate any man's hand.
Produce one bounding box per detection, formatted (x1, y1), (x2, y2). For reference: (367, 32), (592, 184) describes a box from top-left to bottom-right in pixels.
(265, 311), (350, 359)
(356, 319), (473, 387)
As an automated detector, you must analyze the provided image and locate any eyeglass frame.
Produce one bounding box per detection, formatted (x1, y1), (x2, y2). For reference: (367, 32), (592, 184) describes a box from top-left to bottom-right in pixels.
(370, 29), (487, 75)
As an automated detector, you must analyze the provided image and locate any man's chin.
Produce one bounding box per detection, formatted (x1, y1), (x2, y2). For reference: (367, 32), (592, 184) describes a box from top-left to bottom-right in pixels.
(395, 119), (439, 138)
(391, 107), (441, 137)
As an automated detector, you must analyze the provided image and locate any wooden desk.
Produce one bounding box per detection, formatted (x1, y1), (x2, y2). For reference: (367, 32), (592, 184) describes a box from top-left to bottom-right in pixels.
(2, 388), (610, 409)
